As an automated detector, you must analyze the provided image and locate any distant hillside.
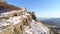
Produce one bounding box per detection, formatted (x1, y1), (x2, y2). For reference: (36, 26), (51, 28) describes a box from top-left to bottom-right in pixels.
(37, 17), (50, 21)
(39, 18), (60, 26)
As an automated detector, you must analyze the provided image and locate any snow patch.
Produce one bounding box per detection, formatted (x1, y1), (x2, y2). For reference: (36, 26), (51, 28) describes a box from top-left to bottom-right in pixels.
(23, 20), (50, 34)
(7, 16), (22, 25)
(0, 10), (22, 17)
(25, 13), (30, 16)
(21, 15), (27, 18)
(0, 23), (9, 27)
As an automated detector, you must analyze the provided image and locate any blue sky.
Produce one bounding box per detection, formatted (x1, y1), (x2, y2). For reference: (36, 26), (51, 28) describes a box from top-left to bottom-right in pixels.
(6, 0), (60, 18)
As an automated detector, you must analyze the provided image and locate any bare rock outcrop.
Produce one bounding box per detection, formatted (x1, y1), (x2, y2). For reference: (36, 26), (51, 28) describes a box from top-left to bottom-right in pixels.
(0, 1), (59, 34)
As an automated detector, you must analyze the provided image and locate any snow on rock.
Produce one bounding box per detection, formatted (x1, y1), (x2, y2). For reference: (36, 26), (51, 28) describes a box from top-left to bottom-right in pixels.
(0, 20), (12, 32)
(23, 20), (50, 34)
(23, 26), (32, 34)
(0, 9), (50, 34)
(21, 15), (27, 18)
(7, 16), (22, 25)
(25, 13), (30, 16)
(0, 10), (21, 17)
(0, 23), (9, 27)
(0, 9), (26, 17)
(0, 20), (12, 27)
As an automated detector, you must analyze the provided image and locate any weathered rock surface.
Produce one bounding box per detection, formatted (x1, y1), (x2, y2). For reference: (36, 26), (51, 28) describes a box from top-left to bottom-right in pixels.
(0, 1), (59, 34)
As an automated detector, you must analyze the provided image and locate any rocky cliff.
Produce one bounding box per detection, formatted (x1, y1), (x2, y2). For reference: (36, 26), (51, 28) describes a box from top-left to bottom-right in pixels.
(0, 9), (49, 34)
(0, 1), (59, 34)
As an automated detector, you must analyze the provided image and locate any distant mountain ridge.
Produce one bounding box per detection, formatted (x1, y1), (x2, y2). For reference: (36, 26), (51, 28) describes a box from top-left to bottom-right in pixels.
(39, 18), (60, 26)
(38, 17), (50, 21)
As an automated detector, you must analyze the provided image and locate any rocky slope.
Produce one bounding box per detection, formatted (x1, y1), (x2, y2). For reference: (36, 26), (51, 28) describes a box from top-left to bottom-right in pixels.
(0, 7), (50, 34)
(0, 1), (59, 34)
(0, 10), (50, 34)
